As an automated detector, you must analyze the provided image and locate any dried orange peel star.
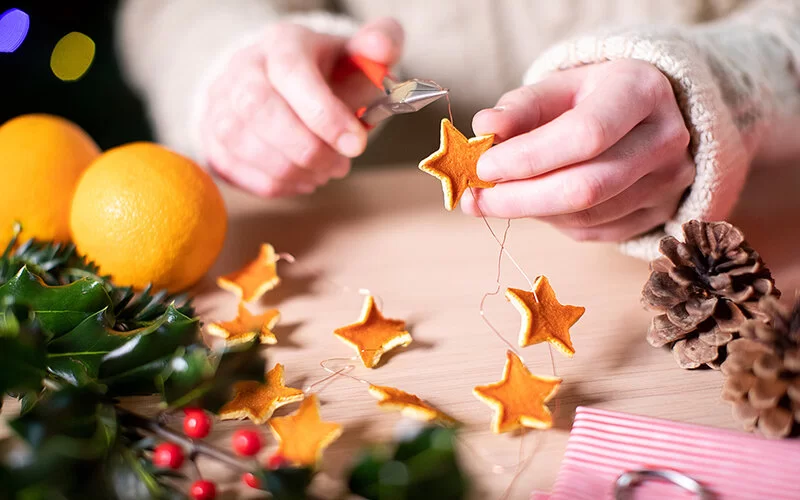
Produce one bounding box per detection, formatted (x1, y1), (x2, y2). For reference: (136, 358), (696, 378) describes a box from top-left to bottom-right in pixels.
(473, 350), (561, 433)
(506, 276), (585, 356)
(217, 243), (281, 302)
(419, 118), (495, 211)
(333, 295), (412, 368)
(206, 303), (280, 346)
(219, 363), (304, 424)
(268, 394), (342, 467)
(368, 384), (458, 426)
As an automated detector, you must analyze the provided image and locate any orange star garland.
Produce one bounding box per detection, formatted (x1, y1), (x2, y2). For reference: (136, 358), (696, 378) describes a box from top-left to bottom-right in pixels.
(219, 363), (304, 424)
(419, 118), (495, 211)
(368, 384), (458, 426)
(333, 295), (412, 368)
(506, 276), (585, 356)
(206, 303), (280, 346)
(217, 243), (281, 302)
(473, 350), (561, 433)
(268, 394), (342, 467)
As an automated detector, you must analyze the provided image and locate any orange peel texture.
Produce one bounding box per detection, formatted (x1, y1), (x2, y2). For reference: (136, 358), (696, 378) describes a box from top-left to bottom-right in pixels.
(206, 302), (280, 346)
(217, 243), (281, 302)
(268, 394), (342, 467)
(219, 363), (304, 424)
(506, 276), (585, 356)
(418, 118), (495, 211)
(473, 350), (561, 433)
(368, 384), (458, 426)
(333, 296), (412, 368)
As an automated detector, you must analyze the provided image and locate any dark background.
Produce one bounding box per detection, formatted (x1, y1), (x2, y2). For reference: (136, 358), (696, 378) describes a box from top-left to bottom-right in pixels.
(0, 1), (152, 150)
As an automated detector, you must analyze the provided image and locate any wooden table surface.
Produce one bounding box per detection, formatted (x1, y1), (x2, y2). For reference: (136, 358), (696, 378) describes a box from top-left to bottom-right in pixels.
(5, 161), (799, 499)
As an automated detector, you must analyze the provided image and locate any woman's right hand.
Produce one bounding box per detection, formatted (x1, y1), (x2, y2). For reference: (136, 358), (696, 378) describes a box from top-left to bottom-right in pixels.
(200, 17), (404, 197)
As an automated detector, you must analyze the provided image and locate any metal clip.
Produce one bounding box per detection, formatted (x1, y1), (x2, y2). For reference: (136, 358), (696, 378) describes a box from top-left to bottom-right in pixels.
(614, 469), (715, 500)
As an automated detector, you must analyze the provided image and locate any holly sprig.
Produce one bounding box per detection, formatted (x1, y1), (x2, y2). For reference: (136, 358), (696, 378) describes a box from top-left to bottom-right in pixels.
(0, 233), (468, 500)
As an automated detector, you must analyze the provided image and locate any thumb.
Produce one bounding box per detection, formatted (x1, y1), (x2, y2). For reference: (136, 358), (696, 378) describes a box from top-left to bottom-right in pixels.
(346, 17), (404, 66)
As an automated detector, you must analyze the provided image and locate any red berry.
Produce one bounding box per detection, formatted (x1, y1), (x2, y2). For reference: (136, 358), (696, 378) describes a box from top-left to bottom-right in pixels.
(231, 429), (262, 457)
(242, 472), (260, 489)
(189, 480), (216, 500)
(183, 406), (204, 416)
(183, 410), (212, 439)
(152, 442), (184, 469)
(266, 453), (288, 470)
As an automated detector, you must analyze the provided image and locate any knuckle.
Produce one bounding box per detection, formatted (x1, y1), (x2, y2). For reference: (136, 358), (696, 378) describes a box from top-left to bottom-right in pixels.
(563, 173), (605, 211)
(267, 160), (297, 181)
(576, 113), (607, 158)
(294, 136), (325, 167)
(568, 209), (598, 229)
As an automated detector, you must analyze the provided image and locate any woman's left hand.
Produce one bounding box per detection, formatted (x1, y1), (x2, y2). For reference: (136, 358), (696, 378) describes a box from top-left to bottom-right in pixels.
(465, 59), (694, 242)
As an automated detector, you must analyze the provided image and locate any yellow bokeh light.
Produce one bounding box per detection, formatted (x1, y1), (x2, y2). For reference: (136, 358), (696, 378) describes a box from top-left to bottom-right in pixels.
(50, 32), (95, 82)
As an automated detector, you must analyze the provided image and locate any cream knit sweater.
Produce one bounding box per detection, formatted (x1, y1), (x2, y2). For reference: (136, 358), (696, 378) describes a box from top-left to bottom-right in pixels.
(115, 0), (800, 260)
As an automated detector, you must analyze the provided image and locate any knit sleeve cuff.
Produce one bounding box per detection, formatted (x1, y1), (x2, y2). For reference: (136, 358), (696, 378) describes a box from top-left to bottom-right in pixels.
(523, 29), (752, 261)
(187, 12), (359, 164)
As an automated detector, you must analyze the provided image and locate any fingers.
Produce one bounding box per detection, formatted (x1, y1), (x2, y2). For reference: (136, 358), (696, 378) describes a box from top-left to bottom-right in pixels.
(247, 86), (344, 180)
(557, 205), (679, 242)
(472, 71), (580, 142)
(266, 23), (367, 158)
(537, 154), (694, 229)
(476, 62), (664, 183)
(463, 122), (673, 218)
(346, 17), (405, 66)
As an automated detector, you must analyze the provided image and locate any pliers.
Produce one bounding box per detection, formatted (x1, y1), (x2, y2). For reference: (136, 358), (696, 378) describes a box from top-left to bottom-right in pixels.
(333, 54), (449, 128)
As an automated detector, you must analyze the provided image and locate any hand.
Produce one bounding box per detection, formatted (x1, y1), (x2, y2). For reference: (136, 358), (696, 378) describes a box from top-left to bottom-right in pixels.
(201, 17), (404, 197)
(465, 59), (693, 242)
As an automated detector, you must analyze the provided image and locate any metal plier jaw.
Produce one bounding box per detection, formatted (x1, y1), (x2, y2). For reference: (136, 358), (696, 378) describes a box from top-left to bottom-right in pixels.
(333, 55), (448, 127)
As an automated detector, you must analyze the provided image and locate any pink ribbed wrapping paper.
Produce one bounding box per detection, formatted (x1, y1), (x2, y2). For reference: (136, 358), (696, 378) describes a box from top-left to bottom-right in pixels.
(542, 406), (800, 500)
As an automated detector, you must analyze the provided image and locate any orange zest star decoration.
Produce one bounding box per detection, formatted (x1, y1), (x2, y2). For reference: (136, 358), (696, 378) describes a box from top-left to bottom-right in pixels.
(217, 243), (281, 302)
(333, 295), (412, 368)
(219, 363), (304, 424)
(473, 350), (561, 433)
(268, 394), (343, 467)
(506, 276), (585, 356)
(418, 118), (496, 211)
(368, 384), (458, 426)
(206, 303), (280, 346)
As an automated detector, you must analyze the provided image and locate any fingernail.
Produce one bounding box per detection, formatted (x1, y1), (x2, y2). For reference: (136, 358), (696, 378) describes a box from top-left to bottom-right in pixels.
(336, 132), (364, 157)
(492, 105), (507, 112)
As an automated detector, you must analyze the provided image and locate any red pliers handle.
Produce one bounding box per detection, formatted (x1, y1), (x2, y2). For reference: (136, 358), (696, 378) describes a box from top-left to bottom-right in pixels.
(331, 54), (448, 128)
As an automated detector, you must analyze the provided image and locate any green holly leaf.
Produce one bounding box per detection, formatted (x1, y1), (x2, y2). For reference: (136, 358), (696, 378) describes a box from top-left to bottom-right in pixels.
(45, 308), (132, 385)
(0, 267), (112, 338)
(105, 446), (187, 500)
(254, 466), (314, 500)
(347, 426), (468, 500)
(9, 387), (117, 460)
(98, 305), (199, 384)
(0, 300), (47, 396)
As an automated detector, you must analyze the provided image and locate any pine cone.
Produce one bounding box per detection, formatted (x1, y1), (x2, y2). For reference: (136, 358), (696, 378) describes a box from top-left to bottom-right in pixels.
(721, 296), (800, 438)
(642, 220), (779, 369)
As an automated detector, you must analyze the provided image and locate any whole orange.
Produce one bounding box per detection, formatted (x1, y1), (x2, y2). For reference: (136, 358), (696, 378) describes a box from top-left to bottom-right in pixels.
(70, 142), (227, 292)
(0, 114), (100, 243)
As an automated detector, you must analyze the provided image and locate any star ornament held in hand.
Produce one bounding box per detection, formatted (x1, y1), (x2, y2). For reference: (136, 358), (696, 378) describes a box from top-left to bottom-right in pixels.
(219, 363), (304, 424)
(419, 118), (495, 211)
(269, 394), (342, 467)
(368, 384), (459, 426)
(473, 350), (561, 433)
(506, 276), (585, 356)
(206, 303), (280, 346)
(333, 295), (412, 368)
(217, 243), (281, 302)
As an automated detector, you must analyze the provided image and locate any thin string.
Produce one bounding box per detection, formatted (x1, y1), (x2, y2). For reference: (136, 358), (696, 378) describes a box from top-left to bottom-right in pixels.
(476, 217), (522, 359)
